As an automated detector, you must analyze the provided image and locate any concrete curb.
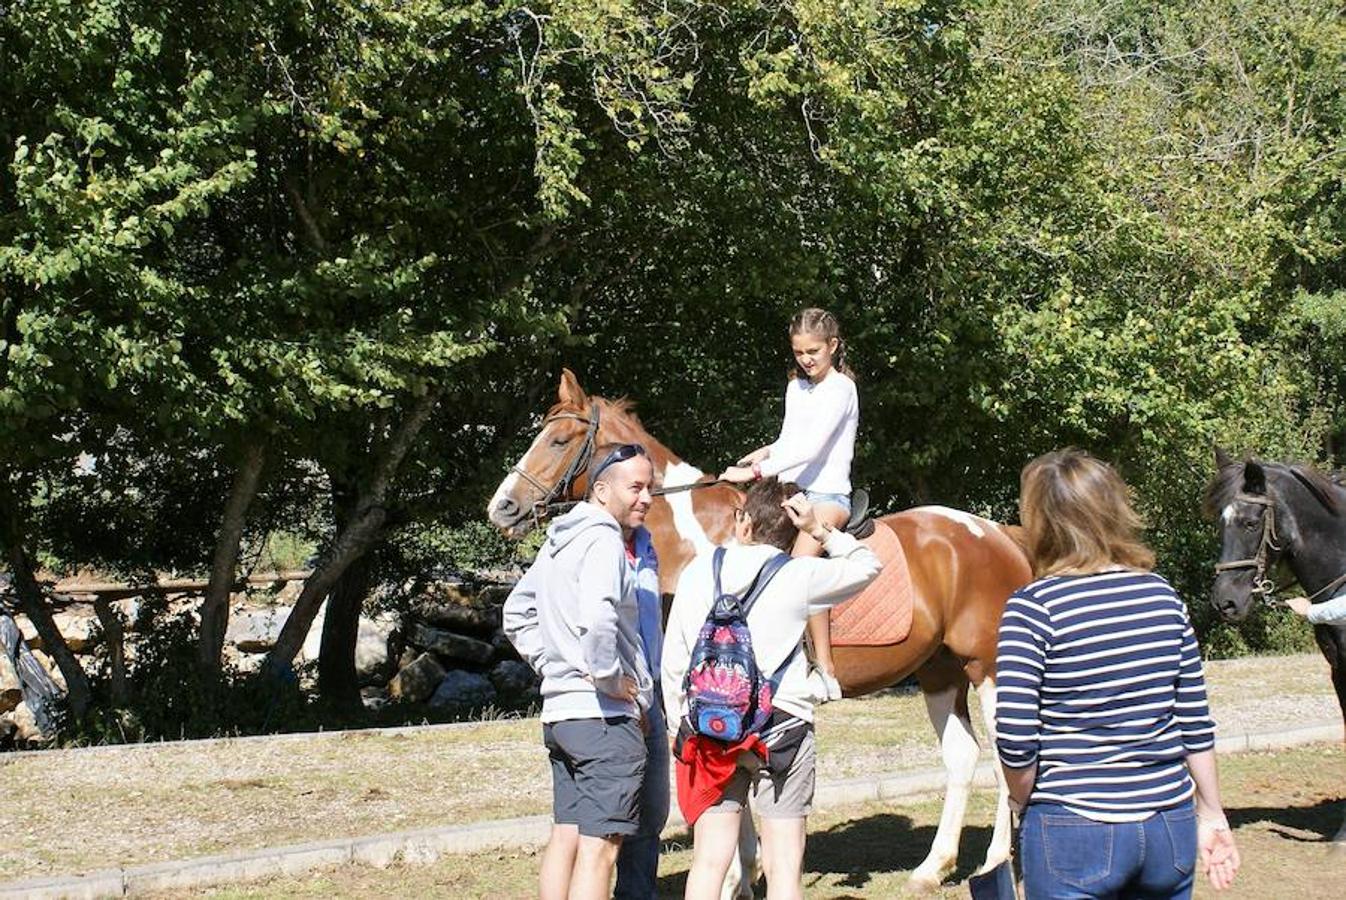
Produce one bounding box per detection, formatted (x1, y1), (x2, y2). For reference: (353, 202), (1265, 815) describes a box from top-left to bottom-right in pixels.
(3, 721), (1341, 899)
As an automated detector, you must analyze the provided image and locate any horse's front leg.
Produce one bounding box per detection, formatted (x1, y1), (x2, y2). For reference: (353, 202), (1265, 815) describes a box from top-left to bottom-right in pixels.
(1318, 625), (1346, 851)
(908, 681), (979, 891)
(973, 677), (1013, 873)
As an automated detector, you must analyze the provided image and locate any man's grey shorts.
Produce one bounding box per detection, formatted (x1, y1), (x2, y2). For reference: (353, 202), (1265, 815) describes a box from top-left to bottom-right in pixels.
(707, 728), (816, 819)
(543, 717), (647, 837)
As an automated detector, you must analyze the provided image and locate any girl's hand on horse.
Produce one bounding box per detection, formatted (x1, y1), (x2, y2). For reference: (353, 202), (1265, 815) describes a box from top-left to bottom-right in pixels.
(719, 465), (756, 484)
(1284, 596), (1312, 616)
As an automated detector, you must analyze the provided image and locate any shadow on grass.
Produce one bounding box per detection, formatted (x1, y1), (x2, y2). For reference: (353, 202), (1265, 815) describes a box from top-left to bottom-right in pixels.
(1228, 797), (1346, 844)
(656, 816), (998, 898)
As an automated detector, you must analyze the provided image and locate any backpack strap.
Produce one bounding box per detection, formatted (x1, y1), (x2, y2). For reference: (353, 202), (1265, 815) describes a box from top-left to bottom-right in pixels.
(711, 546), (727, 599)
(738, 551), (792, 617)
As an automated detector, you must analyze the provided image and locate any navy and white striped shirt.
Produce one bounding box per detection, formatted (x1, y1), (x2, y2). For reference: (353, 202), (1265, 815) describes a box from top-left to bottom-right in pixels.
(995, 570), (1216, 819)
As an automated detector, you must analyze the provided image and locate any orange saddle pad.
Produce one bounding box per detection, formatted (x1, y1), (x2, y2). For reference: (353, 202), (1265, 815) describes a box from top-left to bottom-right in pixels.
(829, 522), (914, 646)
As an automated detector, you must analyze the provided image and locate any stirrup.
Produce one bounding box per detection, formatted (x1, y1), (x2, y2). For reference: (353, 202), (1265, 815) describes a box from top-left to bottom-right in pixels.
(845, 488), (875, 538)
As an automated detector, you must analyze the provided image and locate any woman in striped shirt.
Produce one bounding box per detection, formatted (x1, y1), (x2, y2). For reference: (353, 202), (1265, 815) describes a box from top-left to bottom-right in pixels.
(995, 449), (1240, 898)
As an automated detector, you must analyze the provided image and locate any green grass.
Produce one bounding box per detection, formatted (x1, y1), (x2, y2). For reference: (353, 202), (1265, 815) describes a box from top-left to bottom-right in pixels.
(171, 742), (1346, 898)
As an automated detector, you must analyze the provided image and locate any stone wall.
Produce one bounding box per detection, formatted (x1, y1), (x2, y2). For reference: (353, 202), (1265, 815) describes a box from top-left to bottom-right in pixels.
(1, 577), (535, 744)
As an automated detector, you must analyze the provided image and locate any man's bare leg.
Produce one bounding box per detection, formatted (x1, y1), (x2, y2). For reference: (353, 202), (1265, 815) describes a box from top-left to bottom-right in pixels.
(539, 824), (579, 900)
(571, 834), (623, 900)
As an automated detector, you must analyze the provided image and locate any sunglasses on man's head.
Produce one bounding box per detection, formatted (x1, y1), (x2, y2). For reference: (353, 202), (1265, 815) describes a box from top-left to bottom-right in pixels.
(591, 443), (648, 484)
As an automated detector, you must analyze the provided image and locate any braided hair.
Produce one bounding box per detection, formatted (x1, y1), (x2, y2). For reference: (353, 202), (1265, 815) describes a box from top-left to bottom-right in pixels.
(788, 307), (854, 380)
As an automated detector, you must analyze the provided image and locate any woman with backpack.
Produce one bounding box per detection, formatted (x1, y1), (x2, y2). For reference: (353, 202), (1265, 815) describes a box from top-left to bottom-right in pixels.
(720, 307), (860, 704)
(661, 479), (881, 900)
(995, 449), (1241, 898)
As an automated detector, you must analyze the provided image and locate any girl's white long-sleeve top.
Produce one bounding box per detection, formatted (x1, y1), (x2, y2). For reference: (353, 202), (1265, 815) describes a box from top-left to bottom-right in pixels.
(758, 371), (858, 495)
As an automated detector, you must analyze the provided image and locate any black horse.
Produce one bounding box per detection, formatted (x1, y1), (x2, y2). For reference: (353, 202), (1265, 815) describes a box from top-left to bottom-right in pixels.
(1205, 449), (1346, 847)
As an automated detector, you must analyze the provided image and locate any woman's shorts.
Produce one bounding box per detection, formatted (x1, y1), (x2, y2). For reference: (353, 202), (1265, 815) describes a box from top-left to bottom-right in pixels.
(705, 729), (816, 819)
(804, 490), (851, 516)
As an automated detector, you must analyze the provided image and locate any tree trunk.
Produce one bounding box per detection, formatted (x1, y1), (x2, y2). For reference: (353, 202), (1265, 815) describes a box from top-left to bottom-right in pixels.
(261, 386), (441, 679)
(317, 553), (373, 712)
(198, 442), (268, 672)
(92, 597), (128, 706)
(2, 540), (92, 721)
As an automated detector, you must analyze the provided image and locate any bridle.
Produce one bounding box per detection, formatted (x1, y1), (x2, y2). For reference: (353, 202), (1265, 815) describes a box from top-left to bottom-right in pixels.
(507, 404), (729, 529)
(510, 407), (601, 525)
(1214, 492), (1346, 608)
(1213, 494), (1281, 606)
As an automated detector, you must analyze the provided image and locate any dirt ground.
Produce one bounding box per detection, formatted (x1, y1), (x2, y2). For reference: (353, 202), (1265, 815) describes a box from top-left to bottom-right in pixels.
(1, 653), (1341, 884)
(171, 742), (1346, 898)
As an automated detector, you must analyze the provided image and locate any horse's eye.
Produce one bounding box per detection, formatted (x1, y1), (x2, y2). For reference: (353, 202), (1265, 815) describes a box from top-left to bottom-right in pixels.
(1242, 520), (1258, 531)
(551, 436), (570, 448)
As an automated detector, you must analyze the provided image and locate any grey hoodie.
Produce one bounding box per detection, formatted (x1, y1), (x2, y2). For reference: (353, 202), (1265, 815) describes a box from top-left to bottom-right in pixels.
(503, 501), (654, 722)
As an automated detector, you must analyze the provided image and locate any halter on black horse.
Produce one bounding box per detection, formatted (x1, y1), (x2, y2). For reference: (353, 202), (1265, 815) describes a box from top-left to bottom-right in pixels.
(1214, 490), (1346, 608)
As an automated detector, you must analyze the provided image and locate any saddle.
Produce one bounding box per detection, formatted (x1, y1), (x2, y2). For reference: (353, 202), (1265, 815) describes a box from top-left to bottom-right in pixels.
(844, 488), (874, 539)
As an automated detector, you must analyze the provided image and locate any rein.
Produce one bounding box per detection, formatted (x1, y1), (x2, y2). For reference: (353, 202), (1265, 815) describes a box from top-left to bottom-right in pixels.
(652, 479), (726, 497)
(1214, 492), (1346, 607)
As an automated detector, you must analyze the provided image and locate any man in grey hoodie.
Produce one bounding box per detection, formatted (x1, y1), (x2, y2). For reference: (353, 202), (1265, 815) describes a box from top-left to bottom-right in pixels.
(504, 442), (657, 900)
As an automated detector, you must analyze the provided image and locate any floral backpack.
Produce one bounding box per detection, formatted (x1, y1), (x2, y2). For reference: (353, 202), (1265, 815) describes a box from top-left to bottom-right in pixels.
(682, 547), (800, 743)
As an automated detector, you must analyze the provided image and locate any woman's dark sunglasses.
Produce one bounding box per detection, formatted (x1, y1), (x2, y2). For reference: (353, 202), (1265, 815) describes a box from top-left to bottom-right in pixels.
(591, 443), (648, 484)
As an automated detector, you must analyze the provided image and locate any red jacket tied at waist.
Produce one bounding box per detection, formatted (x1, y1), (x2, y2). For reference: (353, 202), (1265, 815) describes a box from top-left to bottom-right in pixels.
(675, 732), (768, 826)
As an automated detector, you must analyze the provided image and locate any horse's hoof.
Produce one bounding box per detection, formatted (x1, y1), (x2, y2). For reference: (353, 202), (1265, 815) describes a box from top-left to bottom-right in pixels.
(906, 861), (953, 894)
(904, 875), (941, 895)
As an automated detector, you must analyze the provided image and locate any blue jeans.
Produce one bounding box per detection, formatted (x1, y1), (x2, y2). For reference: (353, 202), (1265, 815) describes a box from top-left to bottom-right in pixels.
(1020, 802), (1197, 899)
(614, 705), (670, 899)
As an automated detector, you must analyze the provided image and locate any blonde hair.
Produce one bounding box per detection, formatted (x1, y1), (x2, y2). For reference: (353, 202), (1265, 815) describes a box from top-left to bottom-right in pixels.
(788, 307), (854, 379)
(1018, 449), (1155, 577)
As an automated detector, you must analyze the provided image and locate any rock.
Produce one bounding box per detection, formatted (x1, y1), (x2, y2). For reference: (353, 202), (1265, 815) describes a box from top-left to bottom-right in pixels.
(388, 652), (446, 703)
(0, 651), (21, 714)
(31, 650), (67, 692)
(491, 632), (521, 663)
(7, 701), (45, 743)
(13, 614), (38, 646)
(489, 660), (538, 701)
(298, 610), (327, 664)
(356, 613), (397, 683)
(232, 652), (264, 675)
(225, 606), (292, 653)
(51, 612), (98, 653)
(110, 597), (142, 630)
(428, 670), (497, 712)
(412, 585), (499, 636)
(408, 623), (494, 664)
(295, 611), (393, 682)
(476, 583), (515, 606)
(361, 685), (389, 712)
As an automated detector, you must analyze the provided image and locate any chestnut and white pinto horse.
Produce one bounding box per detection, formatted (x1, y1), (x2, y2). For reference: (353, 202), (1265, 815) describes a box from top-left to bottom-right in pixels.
(487, 370), (1032, 892)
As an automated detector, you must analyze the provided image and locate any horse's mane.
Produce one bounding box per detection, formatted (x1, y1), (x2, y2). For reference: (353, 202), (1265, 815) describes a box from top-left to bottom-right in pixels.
(1203, 458), (1344, 518)
(545, 394), (643, 426)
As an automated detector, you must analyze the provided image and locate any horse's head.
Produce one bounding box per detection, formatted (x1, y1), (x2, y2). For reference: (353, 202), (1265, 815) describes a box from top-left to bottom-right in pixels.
(1207, 452), (1280, 622)
(1205, 449), (1343, 622)
(486, 369), (602, 537)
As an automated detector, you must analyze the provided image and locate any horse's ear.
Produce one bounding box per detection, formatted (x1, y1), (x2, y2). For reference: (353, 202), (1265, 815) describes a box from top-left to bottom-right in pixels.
(1214, 445), (1234, 469)
(1242, 460), (1267, 495)
(557, 368), (588, 407)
